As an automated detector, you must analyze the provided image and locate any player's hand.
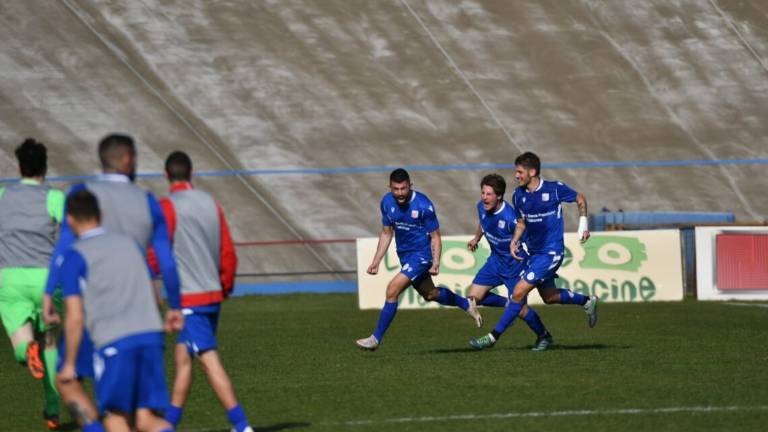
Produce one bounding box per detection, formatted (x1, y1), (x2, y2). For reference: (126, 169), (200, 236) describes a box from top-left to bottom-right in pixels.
(511, 240), (523, 261)
(56, 364), (76, 386)
(164, 309), (184, 332)
(467, 238), (479, 252)
(580, 230), (591, 243)
(42, 294), (60, 325)
(367, 262), (380, 275)
(429, 263), (440, 276)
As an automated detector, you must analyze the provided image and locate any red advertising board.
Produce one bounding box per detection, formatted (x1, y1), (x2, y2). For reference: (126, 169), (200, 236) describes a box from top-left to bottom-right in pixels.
(716, 234), (768, 290)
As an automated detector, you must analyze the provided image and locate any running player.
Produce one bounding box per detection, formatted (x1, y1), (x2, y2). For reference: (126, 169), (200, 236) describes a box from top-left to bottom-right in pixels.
(0, 139), (63, 429)
(356, 168), (480, 351)
(154, 151), (253, 432)
(42, 134), (182, 429)
(470, 152), (598, 350)
(58, 189), (173, 431)
(466, 173), (553, 351)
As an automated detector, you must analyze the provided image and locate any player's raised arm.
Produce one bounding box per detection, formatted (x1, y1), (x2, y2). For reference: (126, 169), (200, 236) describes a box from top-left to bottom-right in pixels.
(367, 225), (393, 275)
(429, 228), (442, 275)
(576, 192), (590, 243)
(510, 218), (526, 261)
(468, 223), (483, 252)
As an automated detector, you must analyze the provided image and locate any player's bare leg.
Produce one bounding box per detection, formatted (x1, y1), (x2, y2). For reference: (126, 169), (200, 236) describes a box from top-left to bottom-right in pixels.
(537, 285), (598, 328)
(198, 350), (239, 409)
(134, 408), (172, 432)
(103, 411), (132, 432)
(57, 378), (99, 428)
(170, 343), (194, 408)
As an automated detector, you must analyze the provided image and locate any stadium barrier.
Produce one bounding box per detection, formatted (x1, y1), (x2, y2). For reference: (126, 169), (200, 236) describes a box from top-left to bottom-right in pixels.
(356, 231), (684, 309)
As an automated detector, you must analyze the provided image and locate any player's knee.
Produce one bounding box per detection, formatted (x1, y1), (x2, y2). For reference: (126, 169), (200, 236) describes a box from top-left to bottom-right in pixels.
(543, 295), (559, 304)
(422, 289), (440, 302)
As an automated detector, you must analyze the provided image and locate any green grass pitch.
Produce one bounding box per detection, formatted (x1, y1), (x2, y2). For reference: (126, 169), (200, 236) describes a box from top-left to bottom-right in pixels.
(1, 294), (767, 431)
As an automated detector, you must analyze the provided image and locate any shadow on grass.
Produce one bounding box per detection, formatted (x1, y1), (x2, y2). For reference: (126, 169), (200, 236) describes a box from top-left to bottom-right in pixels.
(58, 422), (80, 432)
(418, 343), (630, 354)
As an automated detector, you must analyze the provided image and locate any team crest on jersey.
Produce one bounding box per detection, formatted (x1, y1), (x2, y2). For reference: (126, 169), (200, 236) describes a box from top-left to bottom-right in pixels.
(522, 197), (526, 203)
(542, 193), (550, 202)
(498, 220), (506, 229)
(411, 210), (419, 218)
(390, 207), (395, 213)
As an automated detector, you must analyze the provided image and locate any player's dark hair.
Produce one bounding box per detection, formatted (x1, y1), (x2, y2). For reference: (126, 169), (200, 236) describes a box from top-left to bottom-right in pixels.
(515, 152), (541, 177)
(389, 168), (410, 184)
(15, 138), (48, 178)
(481, 173), (506, 197)
(98, 134), (136, 171)
(165, 151), (192, 182)
(66, 189), (101, 223)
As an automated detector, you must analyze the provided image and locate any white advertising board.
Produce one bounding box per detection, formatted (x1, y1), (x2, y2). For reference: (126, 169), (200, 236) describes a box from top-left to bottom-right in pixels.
(357, 230), (684, 309)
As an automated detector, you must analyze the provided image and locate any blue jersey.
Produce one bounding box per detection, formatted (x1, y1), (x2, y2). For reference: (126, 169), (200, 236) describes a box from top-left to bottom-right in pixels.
(512, 180), (578, 254)
(380, 190), (439, 256)
(477, 200), (518, 268)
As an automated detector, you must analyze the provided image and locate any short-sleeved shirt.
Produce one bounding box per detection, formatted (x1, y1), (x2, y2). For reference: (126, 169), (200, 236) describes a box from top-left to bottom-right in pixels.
(512, 180), (578, 254)
(380, 190), (438, 256)
(477, 200), (520, 269)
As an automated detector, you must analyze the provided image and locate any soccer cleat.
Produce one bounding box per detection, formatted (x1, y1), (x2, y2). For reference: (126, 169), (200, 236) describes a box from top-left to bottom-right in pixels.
(355, 335), (379, 351)
(26, 341), (45, 379)
(466, 297), (483, 328)
(232, 427), (255, 432)
(469, 333), (496, 350)
(584, 295), (599, 328)
(531, 332), (553, 352)
(43, 411), (60, 430)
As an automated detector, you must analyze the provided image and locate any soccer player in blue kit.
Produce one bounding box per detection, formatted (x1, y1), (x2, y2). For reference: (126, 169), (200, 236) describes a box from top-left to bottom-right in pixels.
(466, 174), (554, 351)
(356, 169), (481, 351)
(470, 152), (598, 350)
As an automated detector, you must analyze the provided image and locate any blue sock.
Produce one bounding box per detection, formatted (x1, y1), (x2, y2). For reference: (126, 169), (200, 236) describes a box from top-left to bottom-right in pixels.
(521, 307), (547, 336)
(493, 301), (523, 336)
(159, 429), (173, 432)
(437, 287), (469, 310)
(226, 404), (250, 432)
(478, 292), (507, 307)
(83, 422), (105, 432)
(373, 301), (398, 342)
(165, 404), (183, 427)
(558, 289), (589, 305)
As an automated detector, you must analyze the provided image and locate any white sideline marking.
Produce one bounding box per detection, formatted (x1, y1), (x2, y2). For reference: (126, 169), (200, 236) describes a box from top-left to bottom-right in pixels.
(723, 302), (768, 309)
(325, 405), (768, 426)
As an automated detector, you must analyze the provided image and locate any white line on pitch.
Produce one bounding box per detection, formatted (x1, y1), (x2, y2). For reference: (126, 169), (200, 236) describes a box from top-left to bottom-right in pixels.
(723, 302), (768, 309)
(324, 405), (768, 426)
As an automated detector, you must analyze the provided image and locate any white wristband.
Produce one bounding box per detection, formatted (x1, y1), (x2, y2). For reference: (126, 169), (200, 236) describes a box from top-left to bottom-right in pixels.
(577, 216), (589, 238)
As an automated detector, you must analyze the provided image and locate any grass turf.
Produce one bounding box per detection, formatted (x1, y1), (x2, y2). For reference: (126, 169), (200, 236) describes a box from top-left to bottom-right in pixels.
(1, 294), (767, 431)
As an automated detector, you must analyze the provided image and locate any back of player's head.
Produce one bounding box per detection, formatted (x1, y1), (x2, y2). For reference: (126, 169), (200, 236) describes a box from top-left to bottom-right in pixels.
(515, 152), (541, 177)
(15, 138), (47, 178)
(98, 134), (136, 171)
(66, 189), (101, 223)
(481, 173), (506, 197)
(165, 151), (192, 182)
(389, 168), (410, 184)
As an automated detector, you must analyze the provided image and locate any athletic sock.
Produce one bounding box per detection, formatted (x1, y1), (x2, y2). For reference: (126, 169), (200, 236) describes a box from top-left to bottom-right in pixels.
(165, 404), (183, 426)
(437, 287), (469, 310)
(43, 348), (60, 416)
(13, 340), (28, 364)
(83, 421), (105, 432)
(557, 289), (589, 305)
(226, 404), (250, 432)
(521, 307), (547, 336)
(478, 292), (507, 307)
(492, 301), (524, 337)
(373, 301), (398, 342)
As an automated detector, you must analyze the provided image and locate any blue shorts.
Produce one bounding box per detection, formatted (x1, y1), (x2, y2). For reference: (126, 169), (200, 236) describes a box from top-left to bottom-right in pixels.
(56, 330), (95, 379)
(521, 252), (563, 286)
(398, 252), (432, 288)
(472, 256), (527, 291)
(178, 308), (220, 356)
(94, 338), (168, 414)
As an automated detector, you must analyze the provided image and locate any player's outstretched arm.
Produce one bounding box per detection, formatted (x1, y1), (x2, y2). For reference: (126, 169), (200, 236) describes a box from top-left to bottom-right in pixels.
(429, 229), (442, 275)
(367, 226), (393, 275)
(510, 219), (526, 261)
(576, 192), (590, 243)
(467, 224), (483, 252)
